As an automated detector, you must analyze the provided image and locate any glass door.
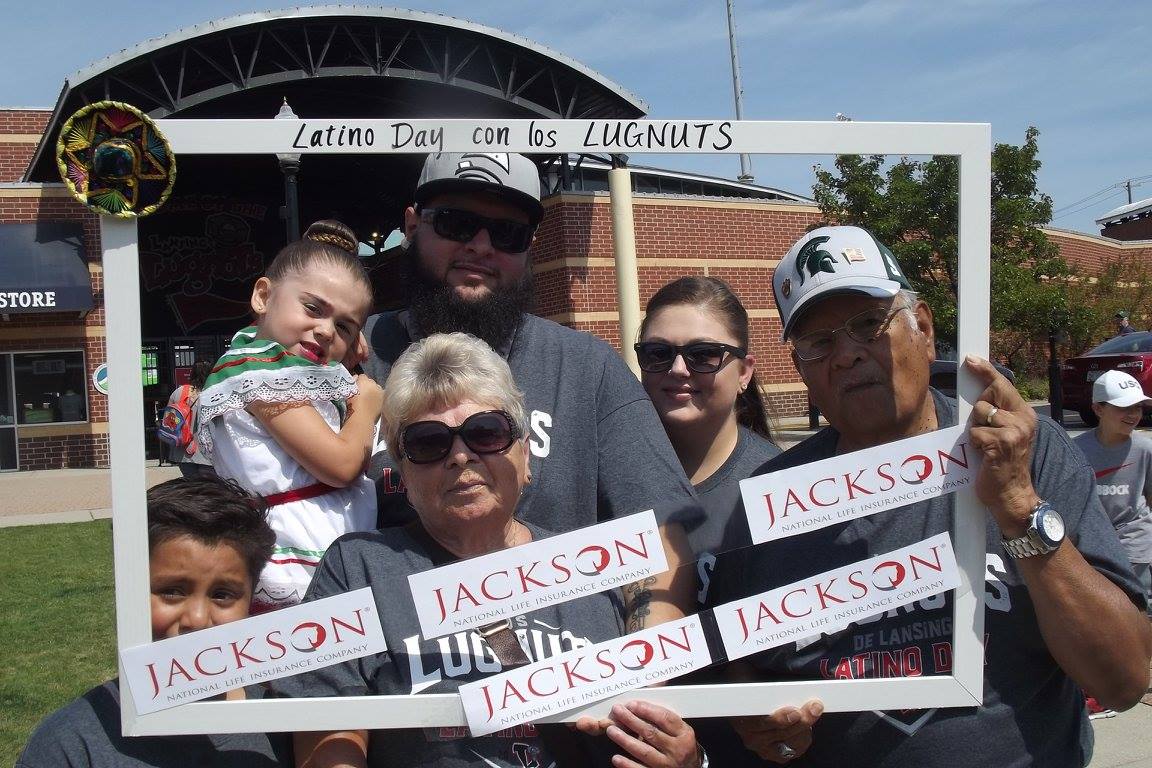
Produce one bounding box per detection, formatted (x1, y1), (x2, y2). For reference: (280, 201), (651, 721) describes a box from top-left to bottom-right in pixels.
(0, 355), (16, 470)
(142, 340), (167, 461)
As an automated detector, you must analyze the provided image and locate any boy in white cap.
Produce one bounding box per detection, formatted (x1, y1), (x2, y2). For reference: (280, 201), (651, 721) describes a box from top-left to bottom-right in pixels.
(1073, 369), (1152, 617)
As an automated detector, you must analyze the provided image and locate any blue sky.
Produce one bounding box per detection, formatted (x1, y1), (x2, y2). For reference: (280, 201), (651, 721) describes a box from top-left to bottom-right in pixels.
(1, 0), (1148, 235)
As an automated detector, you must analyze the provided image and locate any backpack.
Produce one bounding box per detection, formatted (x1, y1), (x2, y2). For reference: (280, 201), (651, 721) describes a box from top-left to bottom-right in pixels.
(157, 384), (196, 451)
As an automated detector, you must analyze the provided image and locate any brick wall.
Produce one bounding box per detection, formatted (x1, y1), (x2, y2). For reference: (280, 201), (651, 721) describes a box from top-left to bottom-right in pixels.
(1047, 228), (1152, 275)
(17, 433), (108, 471)
(0, 108), (49, 183)
(0, 109), (51, 133)
(534, 193), (822, 416)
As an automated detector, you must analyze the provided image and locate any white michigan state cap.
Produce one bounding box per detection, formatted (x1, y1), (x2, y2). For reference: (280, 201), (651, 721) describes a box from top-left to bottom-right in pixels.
(773, 225), (913, 340)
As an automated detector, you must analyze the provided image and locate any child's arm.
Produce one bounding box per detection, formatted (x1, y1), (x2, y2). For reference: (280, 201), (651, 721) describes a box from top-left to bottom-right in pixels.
(249, 373), (384, 487)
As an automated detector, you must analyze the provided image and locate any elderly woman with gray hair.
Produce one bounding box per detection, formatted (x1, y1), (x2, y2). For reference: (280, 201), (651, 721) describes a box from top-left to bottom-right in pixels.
(277, 332), (705, 768)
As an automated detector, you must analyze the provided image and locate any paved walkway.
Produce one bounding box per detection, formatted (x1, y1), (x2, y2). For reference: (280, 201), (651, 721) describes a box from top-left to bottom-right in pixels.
(0, 462), (180, 527)
(1091, 699), (1152, 767)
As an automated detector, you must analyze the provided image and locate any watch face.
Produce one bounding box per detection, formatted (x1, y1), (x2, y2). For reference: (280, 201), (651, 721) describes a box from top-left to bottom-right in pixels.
(1038, 507), (1065, 546)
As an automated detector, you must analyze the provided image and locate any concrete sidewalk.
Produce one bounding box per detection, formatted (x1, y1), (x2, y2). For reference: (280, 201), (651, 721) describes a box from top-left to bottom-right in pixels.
(1090, 700), (1152, 767)
(0, 463), (180, 527)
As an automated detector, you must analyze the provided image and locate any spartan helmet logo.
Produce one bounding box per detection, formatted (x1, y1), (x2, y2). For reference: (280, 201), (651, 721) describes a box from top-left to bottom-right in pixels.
(454, 153), (512, 183)
(795, 236), (837, 285)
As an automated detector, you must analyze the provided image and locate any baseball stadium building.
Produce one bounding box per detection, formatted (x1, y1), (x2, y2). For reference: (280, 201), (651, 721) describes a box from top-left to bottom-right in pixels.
(0, 7), (1149, 471)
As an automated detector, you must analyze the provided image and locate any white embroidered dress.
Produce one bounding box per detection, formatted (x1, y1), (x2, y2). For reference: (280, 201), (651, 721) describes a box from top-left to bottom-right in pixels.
(197, 328), (376, 612)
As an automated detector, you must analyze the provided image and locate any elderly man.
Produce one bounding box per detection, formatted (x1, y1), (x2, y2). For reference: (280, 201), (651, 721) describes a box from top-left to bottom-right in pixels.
(363, 152), (698, 629)
(709, 225), (1151, 767)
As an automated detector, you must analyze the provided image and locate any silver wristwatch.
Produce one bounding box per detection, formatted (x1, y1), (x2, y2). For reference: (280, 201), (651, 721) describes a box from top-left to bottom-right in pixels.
(1002, 500), (1065, 559)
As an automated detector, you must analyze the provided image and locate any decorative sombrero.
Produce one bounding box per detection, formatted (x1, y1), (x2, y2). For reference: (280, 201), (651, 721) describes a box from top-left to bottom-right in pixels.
(55, 100), (175, 218)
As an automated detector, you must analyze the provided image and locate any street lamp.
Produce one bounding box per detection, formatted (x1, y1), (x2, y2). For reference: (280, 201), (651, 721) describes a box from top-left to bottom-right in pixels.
(275, 98), (301, 243)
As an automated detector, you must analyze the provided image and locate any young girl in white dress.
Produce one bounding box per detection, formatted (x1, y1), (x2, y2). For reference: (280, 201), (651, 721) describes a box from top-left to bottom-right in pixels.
(196, 220), (382, 612)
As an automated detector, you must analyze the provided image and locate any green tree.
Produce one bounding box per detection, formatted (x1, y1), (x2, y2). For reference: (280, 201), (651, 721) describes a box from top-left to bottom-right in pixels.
(811, 127), (1069, 373)
(1065, 256), (1152, 353)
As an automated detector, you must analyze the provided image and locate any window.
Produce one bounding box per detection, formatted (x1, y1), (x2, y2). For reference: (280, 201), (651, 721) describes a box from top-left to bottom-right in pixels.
(0, 356), (14, 470)
(10, 350), (88, 425)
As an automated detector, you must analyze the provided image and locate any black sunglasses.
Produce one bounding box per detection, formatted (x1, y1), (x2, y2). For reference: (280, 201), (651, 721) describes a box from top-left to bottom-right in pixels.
(633, 341), (747, 374)
(400, 410), (520, 465)
(419, 207), (536, 253)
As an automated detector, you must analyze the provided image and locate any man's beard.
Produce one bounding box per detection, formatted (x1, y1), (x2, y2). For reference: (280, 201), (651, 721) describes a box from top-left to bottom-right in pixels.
(404, 235), (534, 350)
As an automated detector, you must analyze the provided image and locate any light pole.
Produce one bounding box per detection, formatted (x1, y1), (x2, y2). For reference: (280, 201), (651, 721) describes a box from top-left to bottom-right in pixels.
(726, 0), (753, 183)
(275, 98), (301, 243)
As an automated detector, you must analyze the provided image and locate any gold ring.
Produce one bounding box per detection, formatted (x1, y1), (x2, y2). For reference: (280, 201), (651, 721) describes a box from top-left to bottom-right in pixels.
(986, 406), (999, 428)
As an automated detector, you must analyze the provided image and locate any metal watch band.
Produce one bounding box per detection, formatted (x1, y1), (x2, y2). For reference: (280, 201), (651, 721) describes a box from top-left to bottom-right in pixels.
(1002, 532), (1049, 559)
(1002, 501), (1059, 559)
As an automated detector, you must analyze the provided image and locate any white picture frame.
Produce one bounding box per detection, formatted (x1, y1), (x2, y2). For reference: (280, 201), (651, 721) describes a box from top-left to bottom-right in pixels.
(103, 117), (991, 735)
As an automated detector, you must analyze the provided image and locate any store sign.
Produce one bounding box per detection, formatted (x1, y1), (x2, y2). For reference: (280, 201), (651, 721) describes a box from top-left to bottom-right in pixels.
(0, 291), (57, 309)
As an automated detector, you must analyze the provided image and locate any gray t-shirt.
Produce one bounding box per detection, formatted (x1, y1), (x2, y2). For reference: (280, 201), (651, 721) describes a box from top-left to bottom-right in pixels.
(690, 426), (780, 606)
(363, 311), (699, 533)
(17, 680), (290, 768)
(1073, 429), (1152, 563)
(273, 522), (625, 767)
(708, 392), (1146, 768)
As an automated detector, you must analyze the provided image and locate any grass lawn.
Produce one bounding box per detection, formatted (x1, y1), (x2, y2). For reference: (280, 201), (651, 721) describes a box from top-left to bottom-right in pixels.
(0, 520), (117, 766)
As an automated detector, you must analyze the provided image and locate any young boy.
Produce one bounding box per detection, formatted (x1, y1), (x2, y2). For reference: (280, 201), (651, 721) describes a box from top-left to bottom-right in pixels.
(1073, 369), (1152, 718)
(17, 476), (290, 767)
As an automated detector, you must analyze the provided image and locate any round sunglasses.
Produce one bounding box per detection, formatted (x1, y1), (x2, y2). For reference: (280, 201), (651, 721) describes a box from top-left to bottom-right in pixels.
(633, 341), (747, 374)
(419, 207), (536, 253)
(399, 410), (520, 464)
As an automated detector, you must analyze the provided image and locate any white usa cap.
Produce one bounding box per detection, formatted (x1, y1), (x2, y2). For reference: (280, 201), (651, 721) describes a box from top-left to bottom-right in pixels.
(774, 225), (913, 340)
(1092, 369), (1152, 407)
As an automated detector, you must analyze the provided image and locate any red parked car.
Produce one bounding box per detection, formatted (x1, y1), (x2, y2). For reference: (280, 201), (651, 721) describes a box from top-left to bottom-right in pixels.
(1060, 332), (1152, 426)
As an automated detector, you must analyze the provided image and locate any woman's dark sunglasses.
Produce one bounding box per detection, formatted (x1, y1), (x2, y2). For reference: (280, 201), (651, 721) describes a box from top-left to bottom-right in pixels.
(400, 410), (520, 465)
(633, 341), (747, 374)
(419, 207), (536, 253)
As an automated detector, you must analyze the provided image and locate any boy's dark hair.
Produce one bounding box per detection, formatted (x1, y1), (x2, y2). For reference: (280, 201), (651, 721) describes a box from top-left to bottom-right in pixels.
(264, 219), (373, 304)
(147, 476), (275, 586)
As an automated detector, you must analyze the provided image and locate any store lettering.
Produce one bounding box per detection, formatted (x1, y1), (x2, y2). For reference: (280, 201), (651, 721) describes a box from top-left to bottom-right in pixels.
(0, 291), (56, 309)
